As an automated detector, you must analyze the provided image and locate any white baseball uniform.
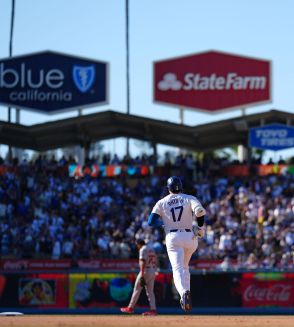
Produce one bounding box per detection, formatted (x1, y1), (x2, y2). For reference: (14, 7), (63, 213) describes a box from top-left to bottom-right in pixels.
(151, 193), (205, 299)
(128, 244), (157, 310)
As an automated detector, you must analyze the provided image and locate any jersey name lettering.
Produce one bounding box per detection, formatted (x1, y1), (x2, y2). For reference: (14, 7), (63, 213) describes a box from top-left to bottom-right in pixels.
(168, 198), (184, 206)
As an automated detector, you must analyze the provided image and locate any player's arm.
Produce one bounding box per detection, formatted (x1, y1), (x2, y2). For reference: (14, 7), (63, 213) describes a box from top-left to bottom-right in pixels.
(148, 201), (163, 227)
(148, 213), (163, 227)
(196, 215), (205, 237)
(191, 197), (206, 238)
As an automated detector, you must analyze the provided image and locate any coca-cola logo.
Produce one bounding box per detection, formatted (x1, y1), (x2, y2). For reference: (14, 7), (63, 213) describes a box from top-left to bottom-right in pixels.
(244, 284), (292, 303)
(3, 260), (29, 270)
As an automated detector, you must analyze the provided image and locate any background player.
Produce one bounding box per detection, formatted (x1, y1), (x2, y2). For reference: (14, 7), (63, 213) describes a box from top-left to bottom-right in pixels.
(120, 239), (157, 316)
(148, 176), (206, 312)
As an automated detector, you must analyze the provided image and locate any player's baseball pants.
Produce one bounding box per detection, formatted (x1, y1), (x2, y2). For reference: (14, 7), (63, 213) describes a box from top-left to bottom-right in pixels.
(128, 271), (156, 310)
(166, 230), (198, 298)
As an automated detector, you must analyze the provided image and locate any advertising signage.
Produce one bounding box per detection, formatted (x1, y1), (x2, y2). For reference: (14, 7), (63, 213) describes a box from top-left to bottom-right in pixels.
(153, 50), (272, 113)
(249, 124), (294, 151)
(0, 51), (108, 114)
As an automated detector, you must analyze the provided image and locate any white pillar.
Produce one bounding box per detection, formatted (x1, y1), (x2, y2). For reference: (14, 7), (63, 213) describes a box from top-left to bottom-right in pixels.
(178, 108), (187, 155)
(75, 108), (85, 165)
(75, 145), (85, 166)
(179, 108), (185, 125)
(238, 107), (248, 163)
(237, 145), (248, 163)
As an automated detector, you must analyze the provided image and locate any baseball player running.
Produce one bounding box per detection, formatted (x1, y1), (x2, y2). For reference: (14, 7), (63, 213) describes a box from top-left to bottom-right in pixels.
(148, 176), (206, 312)
(120, 239), (157, 316)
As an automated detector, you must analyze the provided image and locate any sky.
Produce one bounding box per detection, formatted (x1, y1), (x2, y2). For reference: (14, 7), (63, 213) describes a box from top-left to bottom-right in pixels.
(0, 0), (294, 161)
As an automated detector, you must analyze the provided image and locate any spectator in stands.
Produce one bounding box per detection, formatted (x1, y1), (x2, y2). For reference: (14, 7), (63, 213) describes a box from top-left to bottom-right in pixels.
(244, 253), (259, 270)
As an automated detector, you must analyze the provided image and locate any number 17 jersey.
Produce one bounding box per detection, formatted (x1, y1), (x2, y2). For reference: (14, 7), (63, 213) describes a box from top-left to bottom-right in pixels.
(151, 193), (205, 232)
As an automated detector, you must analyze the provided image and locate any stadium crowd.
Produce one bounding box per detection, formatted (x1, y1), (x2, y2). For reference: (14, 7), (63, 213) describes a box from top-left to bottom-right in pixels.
(0, 152), (294, 271)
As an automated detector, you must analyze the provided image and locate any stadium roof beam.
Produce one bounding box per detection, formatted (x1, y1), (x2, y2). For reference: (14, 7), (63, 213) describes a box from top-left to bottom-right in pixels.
(0, 109), (293, 152)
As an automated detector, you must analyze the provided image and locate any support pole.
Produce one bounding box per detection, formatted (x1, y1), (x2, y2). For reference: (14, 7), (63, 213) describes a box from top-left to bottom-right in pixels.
(238, 107), (248, 163)
(179, 108), (185, 125)
(125, 0), (130, 156)
(8, 0), (16, 160)
(76, 109), (85, 165)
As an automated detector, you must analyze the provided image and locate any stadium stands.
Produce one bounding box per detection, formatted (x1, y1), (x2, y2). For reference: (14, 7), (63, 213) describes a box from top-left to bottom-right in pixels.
(0, 152), (293, 270)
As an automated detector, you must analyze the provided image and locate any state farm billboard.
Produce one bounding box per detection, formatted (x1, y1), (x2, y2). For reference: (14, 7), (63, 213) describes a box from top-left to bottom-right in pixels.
(0, 51), (109, 114)
(153, 50), (272, 113)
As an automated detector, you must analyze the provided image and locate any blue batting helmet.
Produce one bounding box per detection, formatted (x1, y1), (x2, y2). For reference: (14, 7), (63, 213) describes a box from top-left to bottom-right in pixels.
(167, 176), (183, 193)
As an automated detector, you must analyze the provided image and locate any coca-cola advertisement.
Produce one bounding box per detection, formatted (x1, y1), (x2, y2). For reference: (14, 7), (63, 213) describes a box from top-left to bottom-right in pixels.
(76, 259), (138, 271)
(241, 280), (294, 307)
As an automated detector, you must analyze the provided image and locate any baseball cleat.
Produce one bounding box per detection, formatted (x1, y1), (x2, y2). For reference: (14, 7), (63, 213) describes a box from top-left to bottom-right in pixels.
(180, 299), (185, 311)
(120, 307), (134, 314)
(182, 290), (192, 312)
(142, 310), (157, 316)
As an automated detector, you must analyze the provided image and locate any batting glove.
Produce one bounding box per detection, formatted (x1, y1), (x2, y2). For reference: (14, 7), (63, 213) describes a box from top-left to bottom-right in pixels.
(197, 226), (205, 238)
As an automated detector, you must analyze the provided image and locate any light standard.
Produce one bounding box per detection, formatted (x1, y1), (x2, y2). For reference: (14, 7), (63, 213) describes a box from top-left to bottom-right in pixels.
(125, 0), (130, 156)
(8, 0), (15, 124)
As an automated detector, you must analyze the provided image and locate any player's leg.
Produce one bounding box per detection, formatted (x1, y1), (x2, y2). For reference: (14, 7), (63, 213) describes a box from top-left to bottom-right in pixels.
(142, 272), (157, 316)
(166, 234), (186, 297)
(181, 237), (198, 311)
(121, 272), (143, 313)
(183, 238), (198, 291)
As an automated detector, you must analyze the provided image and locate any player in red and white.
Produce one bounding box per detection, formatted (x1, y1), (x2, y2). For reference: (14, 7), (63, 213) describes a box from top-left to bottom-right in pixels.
(148, 176), (206, 312)
(120, 239), (157, 316)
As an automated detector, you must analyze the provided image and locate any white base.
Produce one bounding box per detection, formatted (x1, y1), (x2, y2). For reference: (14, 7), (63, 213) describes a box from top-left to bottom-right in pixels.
(0, 312), (24, 316)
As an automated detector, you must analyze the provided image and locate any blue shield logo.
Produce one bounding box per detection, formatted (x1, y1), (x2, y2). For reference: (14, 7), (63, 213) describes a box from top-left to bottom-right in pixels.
(72, 65), (95, 93)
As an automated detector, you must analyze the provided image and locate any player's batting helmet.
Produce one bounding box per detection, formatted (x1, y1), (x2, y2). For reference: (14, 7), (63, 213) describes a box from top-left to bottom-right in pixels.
(167, 176), (183, 193)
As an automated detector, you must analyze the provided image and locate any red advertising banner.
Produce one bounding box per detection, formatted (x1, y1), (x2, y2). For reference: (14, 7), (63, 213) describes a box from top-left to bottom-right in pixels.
(154, 50), (271, 113)
(76, 259), (138, 271)
(240, 278), (294, 307)
(190, 259), (238, 270)
(190, 259), (222, 270)
(0, 260), (72, 271)
(0, 259), (138, 272)
(223, 165), (250, 176)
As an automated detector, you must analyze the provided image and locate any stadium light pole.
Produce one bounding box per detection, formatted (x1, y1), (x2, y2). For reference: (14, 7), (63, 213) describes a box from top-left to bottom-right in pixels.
(125, 0), (130, 156)
(8, 0), (15, 124)
(7, 0), (16, 160)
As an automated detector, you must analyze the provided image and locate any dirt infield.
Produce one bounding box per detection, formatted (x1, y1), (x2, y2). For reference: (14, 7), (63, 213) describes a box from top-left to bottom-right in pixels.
(0, 315), (294, 327)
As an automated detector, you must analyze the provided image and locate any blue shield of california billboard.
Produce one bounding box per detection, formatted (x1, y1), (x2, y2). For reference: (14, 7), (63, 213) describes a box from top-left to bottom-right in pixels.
(0, 51), (108, 114)
(249, 124), (294, 151)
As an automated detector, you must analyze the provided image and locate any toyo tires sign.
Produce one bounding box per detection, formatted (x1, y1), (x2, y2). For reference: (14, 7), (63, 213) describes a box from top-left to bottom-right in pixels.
(153, 50), (272, 113)
(249, 124), (294, 151)
(0, 51), (108, 114)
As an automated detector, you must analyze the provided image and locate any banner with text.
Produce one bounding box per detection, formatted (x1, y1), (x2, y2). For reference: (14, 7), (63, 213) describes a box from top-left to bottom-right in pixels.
(249, 124), (294, 151)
